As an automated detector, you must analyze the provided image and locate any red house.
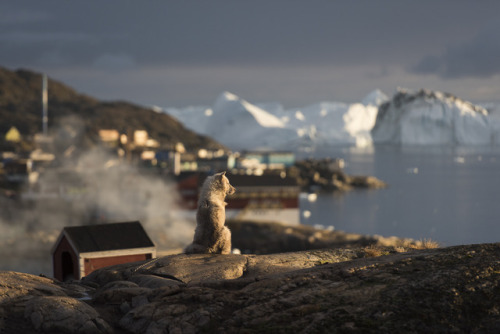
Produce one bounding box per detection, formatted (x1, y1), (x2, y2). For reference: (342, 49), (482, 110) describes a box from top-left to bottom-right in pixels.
(177, 172), (300, 224)
(51, 221), (156, 281)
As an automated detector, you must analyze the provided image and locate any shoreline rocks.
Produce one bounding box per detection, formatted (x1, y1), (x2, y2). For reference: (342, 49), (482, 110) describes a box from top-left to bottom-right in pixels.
(290, 158), (387, 192)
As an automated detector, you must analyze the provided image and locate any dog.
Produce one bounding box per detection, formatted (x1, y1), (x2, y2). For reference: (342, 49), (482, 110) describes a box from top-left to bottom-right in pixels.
(184, 171), (235, 254)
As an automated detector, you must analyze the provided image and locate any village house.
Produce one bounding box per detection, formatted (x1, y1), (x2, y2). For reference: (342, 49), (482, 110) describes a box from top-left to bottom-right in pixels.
(236, 151), (295, 170)
(5, 126), (21, 143)
(51, 221), (156, 281)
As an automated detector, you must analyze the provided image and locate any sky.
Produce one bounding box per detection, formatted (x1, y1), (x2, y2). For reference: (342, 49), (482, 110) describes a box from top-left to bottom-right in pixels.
(2, 1), (500, 109)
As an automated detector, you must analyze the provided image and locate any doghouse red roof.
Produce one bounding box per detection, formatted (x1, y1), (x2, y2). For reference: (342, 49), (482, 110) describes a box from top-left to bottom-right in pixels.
(62, 221), (154, 253)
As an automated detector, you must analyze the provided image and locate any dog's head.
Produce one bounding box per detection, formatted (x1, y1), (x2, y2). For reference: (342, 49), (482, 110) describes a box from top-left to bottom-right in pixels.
(215, 171), (236, 196)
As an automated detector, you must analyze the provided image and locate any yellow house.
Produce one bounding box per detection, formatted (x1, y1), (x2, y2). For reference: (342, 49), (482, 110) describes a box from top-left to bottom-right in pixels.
(5, 127), (21, 142)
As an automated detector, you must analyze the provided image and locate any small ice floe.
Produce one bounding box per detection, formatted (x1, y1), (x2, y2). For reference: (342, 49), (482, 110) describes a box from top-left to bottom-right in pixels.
(313, 224), (334, 231)
(454, 156), (466, 164)
(77, 292), (92, 301)
(307, 193), (317, 202)
(406, 167), (419, 174)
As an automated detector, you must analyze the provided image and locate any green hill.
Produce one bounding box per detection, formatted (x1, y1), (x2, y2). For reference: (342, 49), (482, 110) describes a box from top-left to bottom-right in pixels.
(0, 66), (224, 151)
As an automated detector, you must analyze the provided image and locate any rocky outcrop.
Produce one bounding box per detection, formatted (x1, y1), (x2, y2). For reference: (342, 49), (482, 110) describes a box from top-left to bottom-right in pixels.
(228, 220), (417, 254)
(289, 158), (387, 192)
(0, 272), (111, 333)
(1, 243), (499, 333)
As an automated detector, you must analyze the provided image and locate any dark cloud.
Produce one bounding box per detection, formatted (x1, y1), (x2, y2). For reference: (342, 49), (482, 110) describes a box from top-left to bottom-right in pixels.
(4, 1), (499, 69)
(92, 54), (137, 72)
(2, 1), (500, 106)
(412, 20), (500, 79)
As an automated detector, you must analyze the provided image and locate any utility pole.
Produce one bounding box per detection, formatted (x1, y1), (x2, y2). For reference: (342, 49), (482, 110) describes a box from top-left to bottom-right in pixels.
(42, 74), (48, 136)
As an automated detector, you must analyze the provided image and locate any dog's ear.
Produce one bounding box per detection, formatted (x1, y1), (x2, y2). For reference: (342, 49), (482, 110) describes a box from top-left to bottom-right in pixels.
(216, 171), (225, 180)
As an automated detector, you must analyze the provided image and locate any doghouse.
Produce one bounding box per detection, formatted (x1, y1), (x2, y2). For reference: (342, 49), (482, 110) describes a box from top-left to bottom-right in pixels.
(51, 221), (156, 281)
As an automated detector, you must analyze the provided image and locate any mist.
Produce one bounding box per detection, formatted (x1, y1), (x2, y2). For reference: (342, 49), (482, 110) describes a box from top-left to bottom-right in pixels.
(0, 120), (195, 276)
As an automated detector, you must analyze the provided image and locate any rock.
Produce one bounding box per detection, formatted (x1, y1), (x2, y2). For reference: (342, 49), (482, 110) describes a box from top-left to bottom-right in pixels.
(93, 286), (151, 304)
(84, 248), (363, 288)
(228, 220), (402, 254)
(128, 274), (185, 289)
(291, 158), (387, 192)
(0, 271), (96, 333)
(83, 243), (500, 333)
(24, 296), (112, 334)
(346, 175), (388, 189)
(0, 271), (67, 303)
(85, 253), (248, 285)
(1, 243), (499, 333)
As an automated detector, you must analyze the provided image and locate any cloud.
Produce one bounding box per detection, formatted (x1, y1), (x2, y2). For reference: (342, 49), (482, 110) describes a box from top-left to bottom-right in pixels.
(39, 50), (69, 66)
(0, 31), (95, 44)
(0, 8), (50, 24)
(411, 20), (500, 79)
(92, 53), (137, 72)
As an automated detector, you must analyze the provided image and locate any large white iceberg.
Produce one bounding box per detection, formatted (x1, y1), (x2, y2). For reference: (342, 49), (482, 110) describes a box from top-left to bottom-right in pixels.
(371, 88), (495, 145)
(204, 92), (297, 150)
(164, 91), (378, 150)
(282, 101), (378, 148)
(362, 89), (389, 107)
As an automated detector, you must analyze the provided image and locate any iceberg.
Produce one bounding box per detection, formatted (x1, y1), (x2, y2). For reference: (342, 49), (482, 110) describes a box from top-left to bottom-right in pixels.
(205, 92), (297, 150)
(164, 105), (212, 135)
(362, 89), (389, 107)
(164, 91), (378, 150)
(371, 88), (494, 146)
(284, 102), (377, 147)
(164, 88), (500, 151)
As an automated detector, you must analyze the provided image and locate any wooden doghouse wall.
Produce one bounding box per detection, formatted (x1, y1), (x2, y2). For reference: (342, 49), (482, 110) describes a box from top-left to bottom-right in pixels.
(83, 253), (153, 277)
(52, 236), (79, 281)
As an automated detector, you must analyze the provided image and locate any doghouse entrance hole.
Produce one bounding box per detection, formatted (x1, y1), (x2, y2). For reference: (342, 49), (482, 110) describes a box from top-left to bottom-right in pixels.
(61, 251), (75, 281)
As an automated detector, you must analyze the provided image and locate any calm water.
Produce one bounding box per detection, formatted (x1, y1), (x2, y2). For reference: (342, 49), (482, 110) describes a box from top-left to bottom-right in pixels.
(299, 145), (500, 246)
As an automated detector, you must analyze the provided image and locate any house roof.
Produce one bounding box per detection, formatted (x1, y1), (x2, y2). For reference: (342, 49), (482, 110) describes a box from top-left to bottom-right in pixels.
(226, 174), (298, 187)
(63, 221), (155, 253)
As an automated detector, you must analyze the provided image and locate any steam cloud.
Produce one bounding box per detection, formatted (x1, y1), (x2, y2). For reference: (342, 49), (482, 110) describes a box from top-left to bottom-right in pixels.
(0, 118), (195, 276)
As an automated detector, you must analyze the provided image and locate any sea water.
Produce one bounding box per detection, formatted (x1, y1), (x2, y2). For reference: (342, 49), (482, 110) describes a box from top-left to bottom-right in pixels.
(299, 145), (500, 246)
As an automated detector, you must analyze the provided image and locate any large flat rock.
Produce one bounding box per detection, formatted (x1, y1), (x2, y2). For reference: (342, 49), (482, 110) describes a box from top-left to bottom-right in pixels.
(84, 248), (363, 287)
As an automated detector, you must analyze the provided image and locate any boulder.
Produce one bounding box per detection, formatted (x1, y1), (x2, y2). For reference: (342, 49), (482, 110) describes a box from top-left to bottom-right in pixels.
(24, 296), (112, 334)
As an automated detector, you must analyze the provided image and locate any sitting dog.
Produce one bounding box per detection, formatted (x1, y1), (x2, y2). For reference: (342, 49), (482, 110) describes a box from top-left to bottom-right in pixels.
(185, 171), (236, 254)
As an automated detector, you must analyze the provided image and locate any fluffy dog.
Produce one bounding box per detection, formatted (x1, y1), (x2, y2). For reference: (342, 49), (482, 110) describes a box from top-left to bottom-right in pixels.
(185, 171), (236, 254)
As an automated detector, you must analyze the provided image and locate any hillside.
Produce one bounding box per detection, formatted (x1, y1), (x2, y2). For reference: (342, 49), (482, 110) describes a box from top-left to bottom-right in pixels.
(0, 67), (224, 151)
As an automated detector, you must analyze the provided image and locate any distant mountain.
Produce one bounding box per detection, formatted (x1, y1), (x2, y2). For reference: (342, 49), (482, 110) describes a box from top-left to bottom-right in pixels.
(0, 67), (224, 151)
(371, 88), (498, 145)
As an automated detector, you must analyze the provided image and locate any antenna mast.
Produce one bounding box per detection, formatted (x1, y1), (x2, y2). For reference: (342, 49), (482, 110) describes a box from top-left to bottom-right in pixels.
(42, 74), (48, 136)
